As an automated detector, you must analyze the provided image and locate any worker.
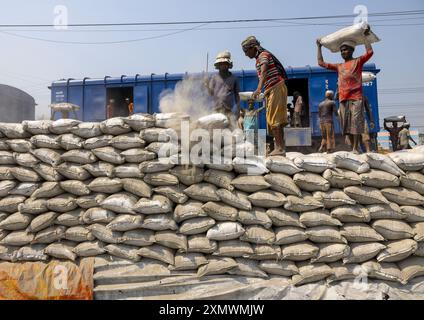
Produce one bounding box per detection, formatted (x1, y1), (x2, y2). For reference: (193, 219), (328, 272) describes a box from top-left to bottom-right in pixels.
(293, 91), (304, 128)
(206, 50), (241, 127)
(318, 90), (338, 153)
(106, 99), (115, 119)
(399, 123), (417, 150)
(384, 120), (403, 151)
(242, 36), (289, 156)
(317, 27), (374, 154)
(240, 99), (266, 151)
(360, 95), (376, 153)
(126, 98), (134, 116)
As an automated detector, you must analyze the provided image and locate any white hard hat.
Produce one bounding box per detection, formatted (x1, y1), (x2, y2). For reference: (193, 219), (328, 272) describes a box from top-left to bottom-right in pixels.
(214, 50), (233, 68)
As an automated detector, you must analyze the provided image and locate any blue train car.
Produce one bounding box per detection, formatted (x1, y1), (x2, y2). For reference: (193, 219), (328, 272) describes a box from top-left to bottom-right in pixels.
(50, 64), (380, 137)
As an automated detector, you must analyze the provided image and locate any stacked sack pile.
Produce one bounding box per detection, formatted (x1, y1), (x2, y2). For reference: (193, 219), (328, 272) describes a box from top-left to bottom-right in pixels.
(1, 113), (424, 287)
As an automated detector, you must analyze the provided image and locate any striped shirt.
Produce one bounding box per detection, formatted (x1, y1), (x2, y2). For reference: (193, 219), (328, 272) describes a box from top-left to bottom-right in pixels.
(256, 51), (284, 93)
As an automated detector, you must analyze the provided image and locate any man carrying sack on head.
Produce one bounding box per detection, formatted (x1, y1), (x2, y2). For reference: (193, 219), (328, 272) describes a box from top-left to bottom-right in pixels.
(242, 36), (288, 156)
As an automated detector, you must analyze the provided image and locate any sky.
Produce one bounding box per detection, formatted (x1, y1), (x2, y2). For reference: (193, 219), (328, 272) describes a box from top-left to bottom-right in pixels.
(0, 0), (423, 129)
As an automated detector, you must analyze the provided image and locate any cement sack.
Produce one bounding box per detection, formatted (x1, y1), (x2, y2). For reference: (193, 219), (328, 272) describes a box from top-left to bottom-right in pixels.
(340, 223), (385, 242)
(284, 192), (324, 212)
(0, 195), (27, 213)
(360, 170), (400, 188)
(57, 134), (84, 150)
(0, 123), (30, 139)
(0, 212), (32, 231)
(13, 152), (39, 168)
(232, 156), (269, 175)
(170, 253), (208, 271)
(121, 230), (155, 246)
(12, 245), (48, 262)
(187, 235), (217, 253)
(100, 192), (138, 214)
(153, 185), (188, 204)
(0, 231), (34, 246)
(249, 244), (281, 260)
(10, 167), (41, 182)
(180, 217), (216, 235)
(265, 156), (303, 175)
(32, 226), (66, 244)
(381, 187), (424, 206)
(45, 243), (76, 261)
(377, 239), (417, 263)
(92, 147), (125, 165)
(206, 222), (245, 241)
(123, 114), (155, 131)
(184, 183), (220, 202)
(137, 244), (175, 265)
(344, 186), (389, 205)
(0, 180), (16, 197)
(49, 119), (81, 134)
(26, 212), (58, 233)
(0, 245), (16, 261)
(285, 152), (304, 161)
(133, 195), (173, 214)
(313, 190), (356, 209)
(389, 151), (424, 171)
(400, 172), (424, 195)
(247, 190), (287, 208)
(264, 173), (301, 196)
(10, 182), (39, 197)
(293, 172), (330, 192)
(197, 256), (238, 277)
(311, 244), (350, 263)
(155, 112), (189, 129)
(366, 153), (405, 176)
(0, 165), (14, 180)
(100, 118), (132, 135)
(105, 244), (140, 262)
(275, 226), (308, 245)
(139, 159), (175, 173)
(82, 208), (116, 224)
(173, 200), (206, 223)
(110, 132), (145, 150)
(400, 206), (424, 222)
(330, 205), (370, 223)
(88, 223), (123, 244)
(6, 139), (33, 153)
(201, 201), (238, 221)
(46, 193), (78, 213)
(306, 226), (347, 244)
(294, 155), (335, 173)
(169, 166), (204, 186)
(55, 210), (83, 227)
(33, 163), (64, 182)
(362, 261), (405, 284)
(227, 258), (268, 278)
(196, 113), (229, 130)
(231, 175), (270, 193)
(56, 163), (92, 181)
(145, 142), (179, 157)
(259, 260), (298, 277)
(367, 203), (406, 220)
(319, 22), (380, 53)
(238, 208), (272, 228)
(59, 180), (91, 196)
(83, 135), (113, 150)
(281, 241), (319, 261)
(142, 214), (178, 231)
(292, 263), (333, 286)
(216, 189), (251, 211)
(267, 208), (304, 228)
(333, 151), (370, 173)
(372, 219), (414, 240)
(113, 163), (144, 179)
(71, 122), (103, 139)
(0, 139), (8, 151)
(215, 240), (253, 257)
(362, 72), (377, 83)
(342, 242), (386, 264)
(121, 148), (156, 163)
(222, 141), (255, 159)
(76, 193), (107, 209)
(30, 134), (61, 149)
(73, 241), (105, 257)
(82, 162), (115, 178)
(140, 127), (173, 143)
(88, 177), (123, 194)
(399, 257), (424, 283)
(106, 214), (144, 231)
(61, 149), (97, 164)
(239, 225), (275, 245)
(203, 169), (235, 191)
(121, 178), (152, 198)
(144, 173), (179, 186)
(155, 231), (188, 251)
(22, 120), (53, 135)
(0, 151), (15, 165)
(206, 160), (234, 172)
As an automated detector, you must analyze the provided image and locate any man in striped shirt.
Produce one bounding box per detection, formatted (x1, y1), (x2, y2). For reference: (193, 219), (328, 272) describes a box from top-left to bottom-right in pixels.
(242, 36), (289, 156)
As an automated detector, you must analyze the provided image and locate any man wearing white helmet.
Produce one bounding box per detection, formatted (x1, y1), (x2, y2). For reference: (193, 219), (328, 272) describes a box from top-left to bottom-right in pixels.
(206, 50), (241, 124)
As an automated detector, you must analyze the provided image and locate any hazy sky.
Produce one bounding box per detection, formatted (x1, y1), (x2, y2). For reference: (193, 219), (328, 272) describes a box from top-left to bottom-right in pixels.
(0, 0), (423, 128)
